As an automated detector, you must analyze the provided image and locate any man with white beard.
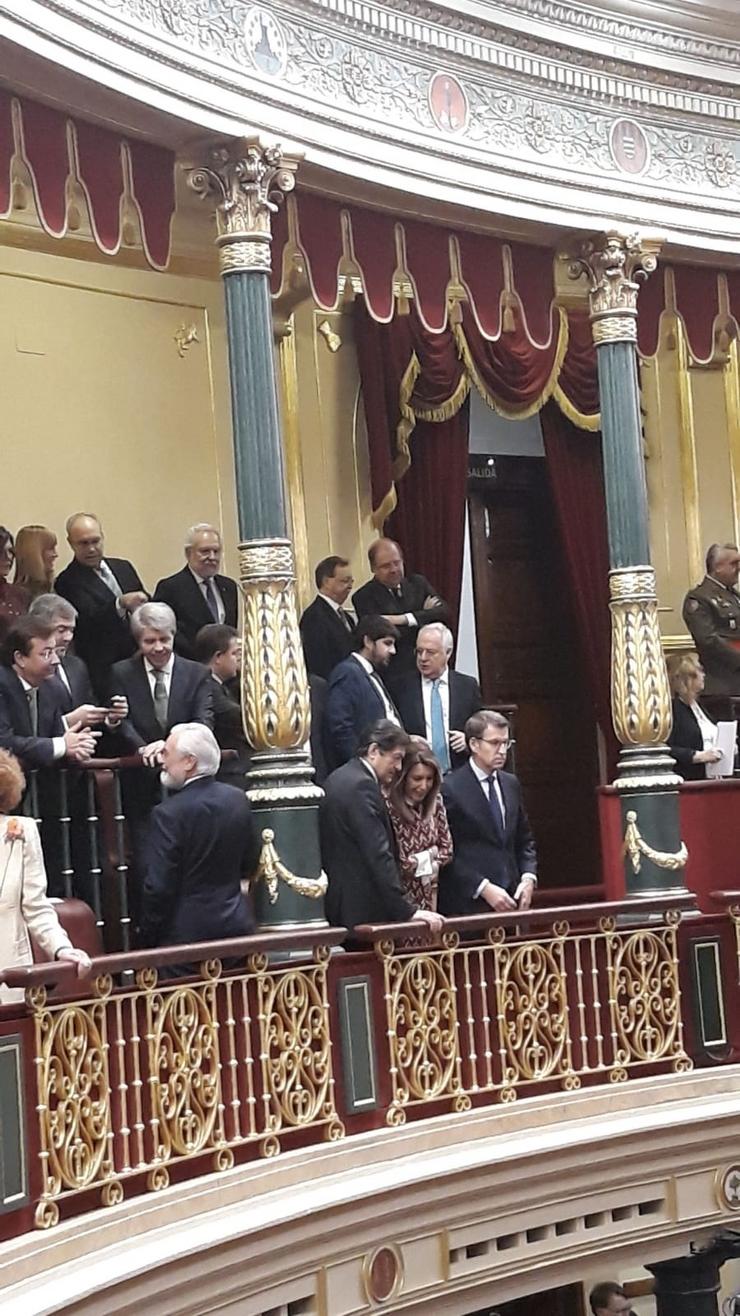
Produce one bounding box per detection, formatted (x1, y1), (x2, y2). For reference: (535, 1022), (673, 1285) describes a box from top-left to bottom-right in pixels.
(140, 723), (260, 961)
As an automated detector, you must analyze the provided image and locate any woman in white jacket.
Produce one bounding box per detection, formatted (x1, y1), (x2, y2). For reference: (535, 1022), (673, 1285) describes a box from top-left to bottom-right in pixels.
(0, 749), (91, 1004)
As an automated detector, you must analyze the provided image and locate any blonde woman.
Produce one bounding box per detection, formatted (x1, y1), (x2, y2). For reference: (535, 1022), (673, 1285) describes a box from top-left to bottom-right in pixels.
(667, 653), (723, 781)
(0, 749), (91, 1003)
(13, 525), (58, 600)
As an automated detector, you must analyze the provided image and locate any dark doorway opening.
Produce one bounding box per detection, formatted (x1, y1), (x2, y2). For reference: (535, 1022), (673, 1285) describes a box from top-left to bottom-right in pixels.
(468, 455), (602, 892)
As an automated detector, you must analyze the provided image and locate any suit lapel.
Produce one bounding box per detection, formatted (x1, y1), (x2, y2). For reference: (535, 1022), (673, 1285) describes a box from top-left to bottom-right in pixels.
(8, 672), (32, 735)
(499, 773), (516, 840)
(130, 657), (160, 741)
(167, 658), (186, 726)
(462, 763), (499, 841)
(182, 568), (211, 627)
(409, 676), (425, 735)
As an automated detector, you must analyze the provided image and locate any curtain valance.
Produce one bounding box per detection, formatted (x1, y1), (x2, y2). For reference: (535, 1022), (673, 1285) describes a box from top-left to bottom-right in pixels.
(0, 92), (175, 269)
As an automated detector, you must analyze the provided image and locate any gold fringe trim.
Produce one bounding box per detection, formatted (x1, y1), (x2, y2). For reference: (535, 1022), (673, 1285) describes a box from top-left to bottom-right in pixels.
(412, 371), (471, 426)
(552, 383), (601, 432)
(391, 351), (422, 481)
(452, 306), (570, 421)
(371, 482), (398, 530)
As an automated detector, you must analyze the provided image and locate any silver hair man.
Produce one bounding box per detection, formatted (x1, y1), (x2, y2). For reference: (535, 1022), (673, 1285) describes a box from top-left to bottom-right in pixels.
(417, 621), (454, 655)
(165, 722), (221, 781)
(131, 602), (176, 639)
(29, 594), (77, 625)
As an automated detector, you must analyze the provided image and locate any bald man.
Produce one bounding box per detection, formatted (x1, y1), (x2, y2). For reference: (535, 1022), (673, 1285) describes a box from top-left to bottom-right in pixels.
(352, 538), (450, 684)
(55, 513), (148, 698)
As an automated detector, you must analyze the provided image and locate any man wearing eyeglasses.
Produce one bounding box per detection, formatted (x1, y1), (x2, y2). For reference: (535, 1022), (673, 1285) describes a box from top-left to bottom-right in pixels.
(439, 709), (537, 915)
(589, 1281), (633, 1315)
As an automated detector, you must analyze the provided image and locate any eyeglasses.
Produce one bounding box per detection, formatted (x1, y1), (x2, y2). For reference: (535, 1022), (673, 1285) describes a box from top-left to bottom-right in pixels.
(476, 738), (515, 750)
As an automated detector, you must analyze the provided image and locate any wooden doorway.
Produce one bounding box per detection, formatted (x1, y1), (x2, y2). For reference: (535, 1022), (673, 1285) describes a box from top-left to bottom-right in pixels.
(468, 456), (601, 892)
(467, 1281), (586, 1315)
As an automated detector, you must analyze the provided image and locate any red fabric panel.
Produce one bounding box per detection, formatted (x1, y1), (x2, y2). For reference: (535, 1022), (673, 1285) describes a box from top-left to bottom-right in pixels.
(462, 305), (560, 409)
(128, 140), (175, 269)
(674, 265), (719, 361)
(456, 231), (504, 339)
(354, 303), (414, 514)
(75, 120), (123, 253)
(508, 241), (556, 347)
(636, 267), (664, 357)
(411, 316), (466, 410)
(348, 206), (397, 322)
(20, 98), (69, 235)
(0, 89), (13, 216)
(295, 192), (343, 309)
(401, 219), (452, 333)
(541, 402), (617, 770)
(388, 404), (470, 628)
(559, 311), (600, 418)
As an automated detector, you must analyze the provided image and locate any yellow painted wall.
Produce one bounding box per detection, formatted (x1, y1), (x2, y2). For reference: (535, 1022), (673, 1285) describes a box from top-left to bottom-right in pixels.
(0, 241), (237, 591)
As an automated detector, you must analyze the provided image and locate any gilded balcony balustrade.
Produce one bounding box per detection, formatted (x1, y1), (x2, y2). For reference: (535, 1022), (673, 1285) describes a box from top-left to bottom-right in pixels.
(1, 893), (736, 1241)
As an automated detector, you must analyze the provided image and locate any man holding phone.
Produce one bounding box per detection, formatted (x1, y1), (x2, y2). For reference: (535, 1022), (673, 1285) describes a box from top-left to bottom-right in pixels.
(439, 709), (537, 916)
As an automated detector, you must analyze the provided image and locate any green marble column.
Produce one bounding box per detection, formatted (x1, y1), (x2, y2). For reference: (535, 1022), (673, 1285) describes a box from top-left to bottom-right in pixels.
(190, 142), (327, 929)
(571, 234), (688, 898)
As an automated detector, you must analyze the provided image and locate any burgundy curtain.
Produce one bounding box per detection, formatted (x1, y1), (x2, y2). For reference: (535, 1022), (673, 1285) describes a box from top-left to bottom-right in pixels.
(540, 401), (617, 768)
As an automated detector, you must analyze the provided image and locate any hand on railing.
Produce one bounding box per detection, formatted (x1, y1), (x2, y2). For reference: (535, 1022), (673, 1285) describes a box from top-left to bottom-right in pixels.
(514, 875), (536, 911)
(63, 725), (100, 762)
(55, 946), (93, 978)
(412, 908), (444, 933)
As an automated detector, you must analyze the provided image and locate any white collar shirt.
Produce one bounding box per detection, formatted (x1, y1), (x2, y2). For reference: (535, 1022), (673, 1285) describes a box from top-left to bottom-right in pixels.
(144, 654), (175, 698)
(352, 653), (400, 724)
(469, 756), (506, 824)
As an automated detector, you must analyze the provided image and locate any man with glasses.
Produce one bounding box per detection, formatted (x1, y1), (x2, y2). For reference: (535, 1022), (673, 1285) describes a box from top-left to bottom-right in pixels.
(153, 523), (238, 659)
(440, 709), (537, 915)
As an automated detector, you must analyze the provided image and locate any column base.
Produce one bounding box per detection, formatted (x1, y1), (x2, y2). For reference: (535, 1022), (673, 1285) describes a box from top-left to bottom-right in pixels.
(247, 750), (328, 931)
(613, 746), (690, 899)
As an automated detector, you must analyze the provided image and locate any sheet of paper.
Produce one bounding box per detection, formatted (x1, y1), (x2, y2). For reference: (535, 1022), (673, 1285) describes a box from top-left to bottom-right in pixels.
(706, 721), (737, 778)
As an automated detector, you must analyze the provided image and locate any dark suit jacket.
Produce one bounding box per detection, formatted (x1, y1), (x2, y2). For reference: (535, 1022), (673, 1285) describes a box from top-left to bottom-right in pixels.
(153, 567), (238, 659)
(140, 777), (260, 946)
(321, 757), (415, 929)
(326, 655), (395, 767)
(308, 674), (329, 785)
(0, 667), (66, 769)
(668, 696), (711, 781)
(440, 763), (537, 915)
(300, 596), (354, 681)
(51, 654), (95, 712)
(54, 557), (145, 696)
(352, 573), (450, 679)
(208, 674), (251, 784)
(109, 654), (213, 749)
(394, 669), (482, 768)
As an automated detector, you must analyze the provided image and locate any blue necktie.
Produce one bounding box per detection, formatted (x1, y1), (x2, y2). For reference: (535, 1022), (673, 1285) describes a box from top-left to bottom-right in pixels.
(430, 679), (450, 772)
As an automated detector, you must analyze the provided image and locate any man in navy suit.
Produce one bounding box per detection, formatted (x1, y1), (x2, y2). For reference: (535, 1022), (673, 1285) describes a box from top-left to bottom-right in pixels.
(300, 555), (356, 681)
(326, 616), (401, 767)
(54, 512), (148, 698)
(140, 723), (260, 956)
(153, 523), (238, 659)
(394, 622), (482, 772)
(440, 710), (537, 917)
(0, 617), (98, 770)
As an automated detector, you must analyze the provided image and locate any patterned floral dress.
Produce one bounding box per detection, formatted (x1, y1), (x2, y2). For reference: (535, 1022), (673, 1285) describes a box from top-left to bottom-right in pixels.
(386, 794), (453, 911)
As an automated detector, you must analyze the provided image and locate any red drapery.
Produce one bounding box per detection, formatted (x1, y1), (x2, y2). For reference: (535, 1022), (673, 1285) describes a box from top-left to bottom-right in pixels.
(0, 90), (175, 268)
(540, 403), (617, 768)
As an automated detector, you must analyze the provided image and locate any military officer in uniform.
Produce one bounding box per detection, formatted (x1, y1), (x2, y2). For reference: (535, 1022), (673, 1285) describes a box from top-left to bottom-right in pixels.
(683, 542), (740, 717)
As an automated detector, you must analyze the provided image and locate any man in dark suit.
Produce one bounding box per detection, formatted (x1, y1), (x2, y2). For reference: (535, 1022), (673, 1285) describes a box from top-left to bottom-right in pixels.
(0, 618), (98, 770)
(140, 723), (260, 957)
(55, 512), (148, 699)
(352, 538), (450, 684)
(326, 616), (401, 768)
(153, 523), (238, 659)
(394, 622), (482, 772)
(440, 710), (537, 917)
(194, 622), (250, 786)
(29, 594), (130, 732)
(300, 555), (355, 680)
(321, 719), (443, 933)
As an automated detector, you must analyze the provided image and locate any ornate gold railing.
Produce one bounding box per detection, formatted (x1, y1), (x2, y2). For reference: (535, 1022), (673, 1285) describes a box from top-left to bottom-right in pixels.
(361, 900), (694, 1126)
(18, 930), (346, 1229)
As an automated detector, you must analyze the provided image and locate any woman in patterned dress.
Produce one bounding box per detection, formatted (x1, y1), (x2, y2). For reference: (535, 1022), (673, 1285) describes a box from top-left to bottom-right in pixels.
(387, 742), (453, 911)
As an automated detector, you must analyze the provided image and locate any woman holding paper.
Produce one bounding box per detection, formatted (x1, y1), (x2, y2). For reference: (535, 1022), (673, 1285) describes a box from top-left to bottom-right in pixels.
(667, 654), (724, 780)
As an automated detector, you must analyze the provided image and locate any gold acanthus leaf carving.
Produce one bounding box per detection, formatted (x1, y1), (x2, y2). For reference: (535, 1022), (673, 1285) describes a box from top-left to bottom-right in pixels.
(568, 231), (662, 342)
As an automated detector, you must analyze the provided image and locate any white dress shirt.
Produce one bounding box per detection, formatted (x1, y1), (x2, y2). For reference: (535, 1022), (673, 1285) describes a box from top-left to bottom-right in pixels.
(352, 653), (400, 724)
(421, 668), (450, 742)
(690, 700), (718, 752)
(468, 757), (536, 894)
(319, 592), (355, 629)
(189, 566), (225, 624)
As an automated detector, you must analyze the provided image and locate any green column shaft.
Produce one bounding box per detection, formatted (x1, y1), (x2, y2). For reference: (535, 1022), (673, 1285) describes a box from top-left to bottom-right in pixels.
(597, 341), (651, 567)
(224, 270), (287, 539)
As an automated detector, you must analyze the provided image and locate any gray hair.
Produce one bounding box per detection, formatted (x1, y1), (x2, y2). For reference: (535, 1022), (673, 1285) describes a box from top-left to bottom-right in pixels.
(29, 594), (77, 625)
(706, 542), (739, 574)
(418, 622), (454, 655)
(131, 602), (176, 639)
(185, 523), (221, 550)
(168, 722), (220, 777)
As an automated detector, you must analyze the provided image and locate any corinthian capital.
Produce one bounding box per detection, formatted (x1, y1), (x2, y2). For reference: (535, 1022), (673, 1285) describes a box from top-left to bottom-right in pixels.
(189, 139), (301, 275)
(569, 232), (663, 345)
